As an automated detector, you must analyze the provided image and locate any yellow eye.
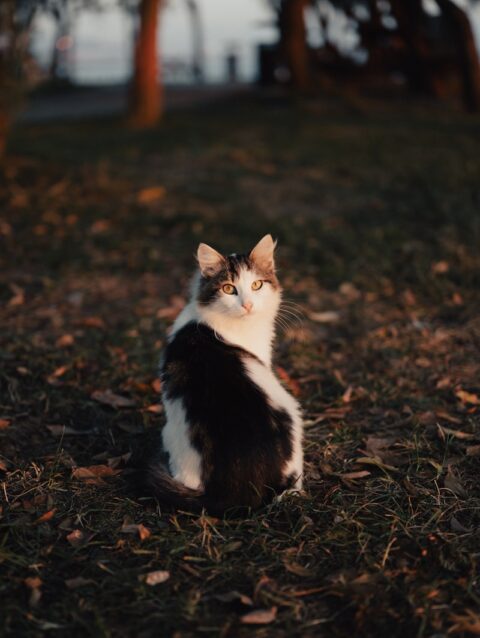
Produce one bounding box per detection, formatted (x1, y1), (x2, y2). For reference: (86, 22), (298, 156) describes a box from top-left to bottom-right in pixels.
(222, 283), (236, 295)
(251, 280), (263, 291)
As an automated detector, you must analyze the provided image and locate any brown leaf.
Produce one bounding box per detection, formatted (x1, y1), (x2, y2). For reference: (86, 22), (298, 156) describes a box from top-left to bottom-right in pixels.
(284, 562), (315, 577)
(449, 610), (480, 635)
(145, 403), (163, 414)
(444, 468), (467, 497)
(24, 576), (42, 589)
(308, 310), (340, 323)
(72, 465), (121, 484)
(56, 334), (75, 347)
(214, 591), (253, 606)
(435, 410), (462, 424)
(151, 378), (162, 393)
(276, 366), (301, 397)
(339, 470), (371, 480)
(66, 529), (93, 548)
(355, 456), (398, 472)
(81, 316), (105, 329)
(241, 607), (277, 625)
(431, 260), (449, 275)
(138, 524), (151, 541)
(139, 570), (170, 586)
(91, 390), (135, 409)
(137, 186), (167, 204)
(455, 389), (480, 406)
(437, 425), (475, 440)
(35, 509), (56, 524)
(24, 577), (42, 607)
(0, 418), (11, 430)
(65, 577), (95, 589)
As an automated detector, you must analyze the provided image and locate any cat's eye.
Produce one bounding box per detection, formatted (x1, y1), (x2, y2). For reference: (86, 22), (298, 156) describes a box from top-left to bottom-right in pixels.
(251, 280), (263, 291)
(222, 283), (236, 295)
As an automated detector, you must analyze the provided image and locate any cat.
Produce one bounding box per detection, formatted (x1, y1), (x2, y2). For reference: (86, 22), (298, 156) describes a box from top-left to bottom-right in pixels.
(145, 234), (303, 515)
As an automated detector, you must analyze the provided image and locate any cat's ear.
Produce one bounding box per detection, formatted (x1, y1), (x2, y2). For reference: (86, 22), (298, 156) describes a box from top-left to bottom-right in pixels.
(197, 243), (225, 277)
(249, 234), (277, 272)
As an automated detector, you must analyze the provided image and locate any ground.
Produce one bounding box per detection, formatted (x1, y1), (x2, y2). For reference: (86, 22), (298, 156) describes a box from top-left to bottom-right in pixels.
(1, 94), (480, 637)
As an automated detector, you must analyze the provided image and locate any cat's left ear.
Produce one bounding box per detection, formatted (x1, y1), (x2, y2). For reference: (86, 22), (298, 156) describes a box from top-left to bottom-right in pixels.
(249, 234), (277, 272)
(197, 243), (225, 277)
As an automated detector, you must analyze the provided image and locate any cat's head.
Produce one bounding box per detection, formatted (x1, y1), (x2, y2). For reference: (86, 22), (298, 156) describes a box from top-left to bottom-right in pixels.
(194, 234), (281, 320)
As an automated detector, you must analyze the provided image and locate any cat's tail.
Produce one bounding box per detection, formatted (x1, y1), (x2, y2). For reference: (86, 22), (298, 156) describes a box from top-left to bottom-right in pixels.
(144, 463), (206, 513)
(141, 463), (254, 517)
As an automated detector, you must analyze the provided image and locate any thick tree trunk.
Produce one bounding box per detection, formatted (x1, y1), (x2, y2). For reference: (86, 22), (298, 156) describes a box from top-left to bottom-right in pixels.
(279, 0), (310, 91)
(389, 0), (434, 95)
(436, 0), (480, 112)
(129, 0), (163, 127)
(0, 1), (15, 161)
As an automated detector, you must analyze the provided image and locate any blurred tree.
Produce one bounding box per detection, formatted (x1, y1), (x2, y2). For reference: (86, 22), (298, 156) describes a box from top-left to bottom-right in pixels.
(0, 0), (37, 160)
(128, 0), (164, 127)
(269, 0), (310, 89)
(266, 0), (480, 111)
(185, 0), (204, 83)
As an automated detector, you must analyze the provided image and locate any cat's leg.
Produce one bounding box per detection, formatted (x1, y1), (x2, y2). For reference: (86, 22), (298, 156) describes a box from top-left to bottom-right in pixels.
(161, 398), (203, 490)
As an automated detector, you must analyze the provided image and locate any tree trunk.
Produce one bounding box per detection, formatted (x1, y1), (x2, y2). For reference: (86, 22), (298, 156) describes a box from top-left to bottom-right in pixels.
(389, 0), (434, 95)
(279, 0), (310, 91)
(129, 0), (163, 128)
(436, 0), (480, 112)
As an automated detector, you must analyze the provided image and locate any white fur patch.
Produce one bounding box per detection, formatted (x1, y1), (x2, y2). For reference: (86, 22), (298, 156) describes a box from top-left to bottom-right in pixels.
(161, 398), (203, 490)
(196, 266), (281, 365)
(244, 358), (303, 486)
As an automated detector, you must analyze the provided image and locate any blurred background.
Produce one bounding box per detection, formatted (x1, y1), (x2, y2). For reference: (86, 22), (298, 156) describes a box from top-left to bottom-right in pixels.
(2, 0), (480, 134)
(2, 4), (480, 636)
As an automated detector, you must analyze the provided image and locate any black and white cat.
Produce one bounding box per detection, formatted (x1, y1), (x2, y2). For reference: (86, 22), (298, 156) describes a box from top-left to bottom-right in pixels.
(146, 235), (303, 514)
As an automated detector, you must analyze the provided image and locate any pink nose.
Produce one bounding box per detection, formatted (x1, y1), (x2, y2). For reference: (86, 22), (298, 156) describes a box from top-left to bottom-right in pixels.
(242, 301), (253, 313)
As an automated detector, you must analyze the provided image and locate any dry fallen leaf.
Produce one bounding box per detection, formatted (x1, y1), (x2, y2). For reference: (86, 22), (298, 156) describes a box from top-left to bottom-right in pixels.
(137, 186), (166, 204)
(121, 520), (151, 540)
(66, 529), (93, 548)
(139, 570), (170, 586)
(214, 591), (253, 606)
(145, 403), (163, 414)
(308, 310), (340, 323)
(35, 509), (56, 524)
(24, 576), (42, 607)
(339, 470), (371, 480)
(91, 390), (136, 409)
(449, 610), (480, 635)
(151, 378), (162, 393)
(72, 465), (121, 484)
(276, 366), (301, 397)
(56, 334), (75, 347)
(241, 607), (277, 625)
(444, 468), (467, 497)
(0, 418), (11, 430)
(437, 425), (475, 441)
(65, 577), (95, 589)
(455, 389), (480, 406)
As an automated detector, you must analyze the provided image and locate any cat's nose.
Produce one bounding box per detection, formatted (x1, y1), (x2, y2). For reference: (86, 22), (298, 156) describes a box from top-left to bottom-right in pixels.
(242, 301), (253, 313)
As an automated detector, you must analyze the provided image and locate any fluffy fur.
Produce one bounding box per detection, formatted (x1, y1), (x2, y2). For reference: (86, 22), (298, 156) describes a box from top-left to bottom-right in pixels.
(145, 234), (303, 515)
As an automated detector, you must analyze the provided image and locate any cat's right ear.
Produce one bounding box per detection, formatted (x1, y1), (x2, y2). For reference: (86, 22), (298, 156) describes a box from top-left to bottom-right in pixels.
(197, 243), (225, 277)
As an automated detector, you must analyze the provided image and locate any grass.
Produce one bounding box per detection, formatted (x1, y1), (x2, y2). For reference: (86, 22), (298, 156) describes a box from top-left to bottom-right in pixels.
(1, 93), (480, 637)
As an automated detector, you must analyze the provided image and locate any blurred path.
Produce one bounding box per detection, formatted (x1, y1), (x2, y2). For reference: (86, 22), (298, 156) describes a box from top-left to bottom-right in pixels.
(20, 83), (253, 123)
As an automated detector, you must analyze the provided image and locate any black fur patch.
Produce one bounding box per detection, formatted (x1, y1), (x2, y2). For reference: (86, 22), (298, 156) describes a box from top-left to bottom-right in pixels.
(197, 253), (278, 305)
(160, 321), (293, 510)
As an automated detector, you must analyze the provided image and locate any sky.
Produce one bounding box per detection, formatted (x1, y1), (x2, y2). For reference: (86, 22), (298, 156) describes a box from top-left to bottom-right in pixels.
(32, 0), (277, 84)
(31, 0), (480, 85)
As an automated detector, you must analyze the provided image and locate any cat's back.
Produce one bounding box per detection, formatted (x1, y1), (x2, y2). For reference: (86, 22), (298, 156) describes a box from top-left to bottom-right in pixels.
(161, 320), (251, 400)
